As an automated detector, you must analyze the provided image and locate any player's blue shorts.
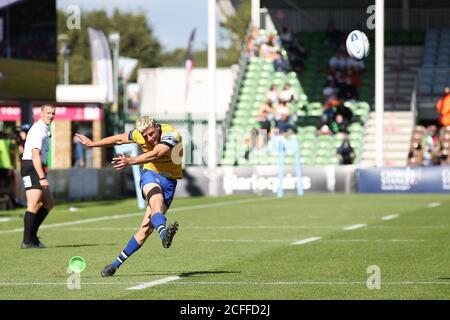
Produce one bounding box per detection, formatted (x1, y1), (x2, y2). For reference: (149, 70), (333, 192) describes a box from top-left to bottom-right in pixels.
(140, 170), (177, 209)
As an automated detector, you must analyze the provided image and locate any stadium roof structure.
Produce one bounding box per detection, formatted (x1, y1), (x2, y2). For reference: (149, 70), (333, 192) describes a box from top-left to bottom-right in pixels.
(0, 0), (25, 10)
(217, 0), (238, 22)
(261, 0), (450, 9)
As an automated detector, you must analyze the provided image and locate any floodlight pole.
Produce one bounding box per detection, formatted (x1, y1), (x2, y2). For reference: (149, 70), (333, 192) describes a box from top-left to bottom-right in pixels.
(58, 34), (70, 85)
(251, 0), (260, 28)
(208, 0), (218, 196)
(375, 0), (384, 167)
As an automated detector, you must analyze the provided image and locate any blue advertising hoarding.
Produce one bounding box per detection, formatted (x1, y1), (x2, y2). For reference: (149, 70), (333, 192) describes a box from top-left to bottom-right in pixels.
(358, 166), (450, 193)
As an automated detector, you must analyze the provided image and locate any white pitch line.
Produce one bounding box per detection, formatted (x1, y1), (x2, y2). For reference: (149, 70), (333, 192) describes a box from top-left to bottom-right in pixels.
(382, 214), (399, 221)
(42, 226), (344, 232)
(427, 202), (441, 208)
(343, 224), (367, 231)
(197, 239), (289, 243)
(291, 237), (321, 245)
(168, 281), (450, 286)
(320, 239), (426, 242)
(0, 198), (271, 235)
(1, 280), (450, 287)
(126, 276), (181, 290)
(0, 217), (18, 223)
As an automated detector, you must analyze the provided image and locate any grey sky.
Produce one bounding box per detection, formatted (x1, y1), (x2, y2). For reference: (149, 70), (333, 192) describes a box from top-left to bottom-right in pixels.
(57, 0), (225, 51)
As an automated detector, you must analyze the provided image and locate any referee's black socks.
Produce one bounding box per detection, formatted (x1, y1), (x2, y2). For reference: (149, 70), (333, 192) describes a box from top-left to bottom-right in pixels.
(34, 207), (49, 234)
(23, 207), (50, 244)
(23, 211), (37, 244)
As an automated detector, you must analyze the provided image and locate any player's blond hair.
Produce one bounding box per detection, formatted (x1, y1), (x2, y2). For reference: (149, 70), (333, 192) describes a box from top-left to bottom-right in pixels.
(136, 115), (157, 132)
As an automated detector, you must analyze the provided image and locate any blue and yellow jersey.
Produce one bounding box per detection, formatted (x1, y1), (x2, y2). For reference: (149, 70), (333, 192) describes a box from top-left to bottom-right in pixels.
(128, 124), (183, 179)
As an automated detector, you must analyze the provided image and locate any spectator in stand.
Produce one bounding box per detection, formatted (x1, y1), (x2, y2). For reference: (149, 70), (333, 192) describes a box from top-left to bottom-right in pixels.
(280, 26), (293, 48)
(329, 49), (348, 71)
(256, 99), (275, 132)
(273, 51), (289, 73)
(246, 27), (263, 57)
(347, 56), (365, 73)
(323, 80), (338, 106)
(279, 83), (298, 103)
(275, 100), (291, 121)
(425, 125), (439, 146)
(440, 148), (450, 165)
(436, 86), (450, 127)
(407, 141), (424, 166)
(330, 113), (349, 135)
(266, 84), (280, 105)
(321, 97), (341, 127)
(316, 122), (332, 136)
(324, 21), (342, 48)
(334, 100), (354, 123)
(260, 34), (280, 60)
(288, 37), (308, 73)
(275, 109), (298, 136)
(336, 134), (355, 164)
(337, 75), (358, 101)
(422, 125), (439, 165)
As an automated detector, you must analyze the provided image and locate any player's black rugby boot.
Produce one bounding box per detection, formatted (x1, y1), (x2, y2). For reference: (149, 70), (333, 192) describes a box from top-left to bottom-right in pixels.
(162, 221), (179, 248)
(100, 264), (117, 277)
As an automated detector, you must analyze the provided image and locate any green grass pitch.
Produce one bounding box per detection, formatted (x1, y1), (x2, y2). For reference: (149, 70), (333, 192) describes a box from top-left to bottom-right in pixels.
(0, 194), (449, 300)
(0, 58), (56, 100)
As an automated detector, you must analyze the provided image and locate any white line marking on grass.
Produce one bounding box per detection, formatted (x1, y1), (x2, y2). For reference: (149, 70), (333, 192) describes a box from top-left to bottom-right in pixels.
(0, 198), (271, 235)
(126, 276), (181, 290)
(382, 214), (399, 221)
(53, 226), (345, 232)
(0, 217), (18, 223)
(427, 202), (441, 208)
(169, 281), (450, 286)
(321, 239), (426, 242)
(343, 224), (367, 231)
(197, 239), (290, 243)
(1, 279), (449, 287)
(3, 280), (450, 286)
(291, 237), (321, 245)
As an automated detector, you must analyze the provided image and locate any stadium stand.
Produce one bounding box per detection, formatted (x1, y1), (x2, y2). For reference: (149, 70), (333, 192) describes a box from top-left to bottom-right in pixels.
(221, 28), (374, 166)
(417, 29), (450, 121)
(407, 125), (450, 166)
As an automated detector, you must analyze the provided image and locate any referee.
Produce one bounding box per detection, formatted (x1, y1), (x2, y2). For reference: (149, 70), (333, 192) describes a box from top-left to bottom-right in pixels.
(21, 105), (56, 249)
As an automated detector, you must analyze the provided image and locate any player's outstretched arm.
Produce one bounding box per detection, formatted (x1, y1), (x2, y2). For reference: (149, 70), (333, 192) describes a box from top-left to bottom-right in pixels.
(75, 132), (131, 148)
(112, 144), (171, 170)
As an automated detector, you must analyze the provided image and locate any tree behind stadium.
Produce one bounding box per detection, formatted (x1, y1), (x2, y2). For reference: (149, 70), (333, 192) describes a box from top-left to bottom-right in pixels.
(57, 9), (162, 84)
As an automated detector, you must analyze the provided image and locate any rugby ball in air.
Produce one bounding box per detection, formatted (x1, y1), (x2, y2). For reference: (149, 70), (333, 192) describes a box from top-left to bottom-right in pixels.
(346, 30), (370, 60)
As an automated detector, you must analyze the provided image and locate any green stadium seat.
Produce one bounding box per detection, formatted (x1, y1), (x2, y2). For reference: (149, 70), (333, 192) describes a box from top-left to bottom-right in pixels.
(300, 148), (314, 157)
(315, 157), (329, 165)
(300, 156), (314, 165)
(357, 101), (371, 112)
(329, 157), (340, 165)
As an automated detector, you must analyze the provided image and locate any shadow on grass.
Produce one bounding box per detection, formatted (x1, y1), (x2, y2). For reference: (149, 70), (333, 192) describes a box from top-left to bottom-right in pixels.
(54, 243), (118, 248)
(115, 270), (240, 278)
(59, 201), (129, 209)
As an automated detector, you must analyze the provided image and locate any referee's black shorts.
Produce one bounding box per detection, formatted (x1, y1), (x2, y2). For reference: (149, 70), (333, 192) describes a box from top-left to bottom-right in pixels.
(21, 160), (47, 190)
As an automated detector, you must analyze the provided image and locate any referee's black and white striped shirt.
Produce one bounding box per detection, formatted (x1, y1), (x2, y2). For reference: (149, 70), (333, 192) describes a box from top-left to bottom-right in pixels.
(22, 119), (51, 165)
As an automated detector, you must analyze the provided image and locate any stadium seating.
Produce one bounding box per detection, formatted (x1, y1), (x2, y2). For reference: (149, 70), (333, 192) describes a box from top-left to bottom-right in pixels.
(419, 29), (450, 96)
(221, 30), (372, 166)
